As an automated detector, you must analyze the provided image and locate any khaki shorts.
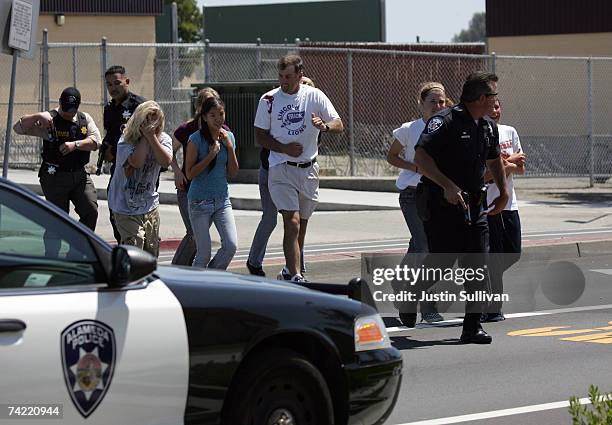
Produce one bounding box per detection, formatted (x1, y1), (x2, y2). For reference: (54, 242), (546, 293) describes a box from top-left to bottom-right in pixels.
(114, 207), (160, 257)
(268, 162), (319, 219)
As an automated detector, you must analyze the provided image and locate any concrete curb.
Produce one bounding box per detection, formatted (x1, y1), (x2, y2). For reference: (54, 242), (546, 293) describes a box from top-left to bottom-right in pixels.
(19, 182), (400, 212)
(234, 170), (399, 192)
(150, 237), (612, 262)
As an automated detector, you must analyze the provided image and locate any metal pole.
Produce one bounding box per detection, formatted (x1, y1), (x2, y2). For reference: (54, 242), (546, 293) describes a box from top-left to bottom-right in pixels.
(39, 40), (44, 113)
(171, 2), (178, 129)
(347, 51), (355, 176)
(491, 51), (496, 75)
(41, 29), (50, 169)
(204, 39), (211, 82)
(72, 46), (77, 88)
(256, 37), (262, 79)
(379, 0), (386, 42)
(101, 37), (108, 107)
(2, 52), (18, 178)
(42, 29), (49, 112)
(587, 57), (594, 187)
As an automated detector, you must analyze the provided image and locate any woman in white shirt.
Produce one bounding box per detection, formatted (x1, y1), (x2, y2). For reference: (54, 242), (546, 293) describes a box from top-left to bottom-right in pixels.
(387, 82), (448, 324)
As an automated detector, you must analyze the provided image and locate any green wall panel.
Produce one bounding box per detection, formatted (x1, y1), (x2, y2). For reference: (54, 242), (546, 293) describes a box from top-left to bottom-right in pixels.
(204, 0), (382, 43)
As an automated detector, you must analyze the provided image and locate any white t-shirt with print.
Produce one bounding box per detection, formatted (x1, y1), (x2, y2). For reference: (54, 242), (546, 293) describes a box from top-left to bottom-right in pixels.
(487, 124), (522, 211)
(392, 118), (425, 190)
(254, 84), (339, 168)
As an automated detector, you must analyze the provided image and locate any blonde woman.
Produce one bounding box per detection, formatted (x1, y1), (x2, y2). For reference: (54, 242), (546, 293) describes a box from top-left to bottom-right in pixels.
(387, 82), (448, 324)
(108, 100), (173, 256)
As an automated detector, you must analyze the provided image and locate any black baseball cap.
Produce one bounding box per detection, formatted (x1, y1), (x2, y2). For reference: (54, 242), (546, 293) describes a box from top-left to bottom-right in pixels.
(59, 87), (81, 113)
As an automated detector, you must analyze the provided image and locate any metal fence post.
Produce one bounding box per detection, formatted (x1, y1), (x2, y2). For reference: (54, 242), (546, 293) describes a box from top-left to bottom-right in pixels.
(171, 2), (179, 129)
(2, 51), (18, 177)
(42, 29), (49, 112)
(587, 57), (594, 187)
(100, 37), (108, 108)
(204, 39), (211, 82)
(72, 46), (77, 88)
(347, 51), (355, 176)
(491, 51), (496, 75)
(256, 38), (262, 79)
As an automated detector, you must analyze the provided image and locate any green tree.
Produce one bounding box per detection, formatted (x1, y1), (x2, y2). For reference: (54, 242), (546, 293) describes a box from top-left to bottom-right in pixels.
(452, 12), (486, 42)
(166, 0), (202, 42)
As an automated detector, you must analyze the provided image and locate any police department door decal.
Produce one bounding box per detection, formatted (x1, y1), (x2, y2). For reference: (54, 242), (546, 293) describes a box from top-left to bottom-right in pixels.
(61, 320), (116, 418)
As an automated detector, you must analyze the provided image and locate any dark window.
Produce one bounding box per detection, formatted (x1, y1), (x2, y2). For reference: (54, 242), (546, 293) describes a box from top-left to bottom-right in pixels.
(0, 188), (105, 289)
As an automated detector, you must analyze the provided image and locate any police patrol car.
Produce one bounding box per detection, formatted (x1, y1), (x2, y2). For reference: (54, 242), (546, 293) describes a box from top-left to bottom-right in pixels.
(0, 177), (402, 425)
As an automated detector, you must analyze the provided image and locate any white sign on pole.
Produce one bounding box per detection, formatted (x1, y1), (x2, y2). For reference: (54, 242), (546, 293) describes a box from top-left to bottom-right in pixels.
(8, 0), (32, 51)
(0, 0), (39, 59)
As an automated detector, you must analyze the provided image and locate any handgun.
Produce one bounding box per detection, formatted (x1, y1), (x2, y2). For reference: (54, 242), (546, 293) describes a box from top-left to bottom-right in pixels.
(96, 142), (109, 175)
(460, 191), (471, 225)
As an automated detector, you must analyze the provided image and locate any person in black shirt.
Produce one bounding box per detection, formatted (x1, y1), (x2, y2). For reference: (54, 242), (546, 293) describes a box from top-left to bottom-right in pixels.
(405, 72), (508, 344)
(102, 65), (146, 243)
(14, 87), (102, 256)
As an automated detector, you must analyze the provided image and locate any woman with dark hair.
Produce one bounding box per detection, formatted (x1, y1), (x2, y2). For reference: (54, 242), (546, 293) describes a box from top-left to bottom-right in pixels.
(185, 96), (239, 269)
(171, 87), (226, 266)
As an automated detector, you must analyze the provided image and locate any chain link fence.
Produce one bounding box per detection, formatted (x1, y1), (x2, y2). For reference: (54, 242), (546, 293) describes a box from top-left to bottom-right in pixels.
(1, 41), (611, 183)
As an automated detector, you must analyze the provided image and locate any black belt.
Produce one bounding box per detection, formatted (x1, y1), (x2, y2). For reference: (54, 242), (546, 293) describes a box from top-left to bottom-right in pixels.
(286, 158), (316, 168)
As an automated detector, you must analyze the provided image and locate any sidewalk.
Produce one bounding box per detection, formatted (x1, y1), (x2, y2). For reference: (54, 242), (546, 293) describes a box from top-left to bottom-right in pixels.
(4, 168), (400, 211)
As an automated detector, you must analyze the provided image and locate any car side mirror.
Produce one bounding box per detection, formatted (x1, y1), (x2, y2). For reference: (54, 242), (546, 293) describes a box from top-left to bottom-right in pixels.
(109, 245), (157, 288)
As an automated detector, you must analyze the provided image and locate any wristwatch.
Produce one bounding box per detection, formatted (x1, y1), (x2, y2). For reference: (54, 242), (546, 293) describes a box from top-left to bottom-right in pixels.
(75, 140), (80, 150)
(324, 123), (330, 132)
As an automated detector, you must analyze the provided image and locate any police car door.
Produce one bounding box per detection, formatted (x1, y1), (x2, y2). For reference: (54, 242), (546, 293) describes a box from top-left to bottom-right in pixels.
(0, 184), (189, 424)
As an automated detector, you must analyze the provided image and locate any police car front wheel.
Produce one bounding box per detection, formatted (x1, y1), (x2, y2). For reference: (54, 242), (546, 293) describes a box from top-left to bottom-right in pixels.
(222, 348), (334, 425)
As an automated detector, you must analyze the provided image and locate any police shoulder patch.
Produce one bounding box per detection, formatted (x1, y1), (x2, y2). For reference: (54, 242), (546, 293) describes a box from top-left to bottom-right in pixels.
(61, 320), (116, 418)
(426, 116), (444, 134)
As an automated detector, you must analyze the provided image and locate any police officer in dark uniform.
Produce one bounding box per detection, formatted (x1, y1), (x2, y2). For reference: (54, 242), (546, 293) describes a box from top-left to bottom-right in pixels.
(101, 65), (146, 243)
(14, 87), (102, 255)
(404, 72), (508, 344)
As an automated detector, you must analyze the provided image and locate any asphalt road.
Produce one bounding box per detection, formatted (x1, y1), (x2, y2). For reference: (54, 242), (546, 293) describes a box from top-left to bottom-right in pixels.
(159, 235), (612, 425)
(384, 306), (612, 425)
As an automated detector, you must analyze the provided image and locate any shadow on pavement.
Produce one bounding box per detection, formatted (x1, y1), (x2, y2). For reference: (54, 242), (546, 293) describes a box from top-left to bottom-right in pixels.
(391, 336), (463, 349)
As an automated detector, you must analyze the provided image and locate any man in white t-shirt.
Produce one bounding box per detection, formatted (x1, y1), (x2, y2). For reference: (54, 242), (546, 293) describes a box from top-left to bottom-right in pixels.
(483, 98), (526, 322)
(253, 55), (343, 282)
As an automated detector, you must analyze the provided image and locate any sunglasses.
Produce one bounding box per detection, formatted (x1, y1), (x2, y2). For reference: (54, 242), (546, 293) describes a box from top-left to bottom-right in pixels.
(485, 92), (498, 97)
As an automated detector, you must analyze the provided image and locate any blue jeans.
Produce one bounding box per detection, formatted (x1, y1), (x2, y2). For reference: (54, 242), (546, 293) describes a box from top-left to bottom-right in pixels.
(189, 195), (237, 270)
(247, 167), (306, 273)
(172, 189), (196, 266)
(399, 187), (429, 254)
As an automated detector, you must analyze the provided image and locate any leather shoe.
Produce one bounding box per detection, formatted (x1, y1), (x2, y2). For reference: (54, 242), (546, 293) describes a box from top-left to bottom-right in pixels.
(460, 328), (492, 344)
(399, 313), (417, 328)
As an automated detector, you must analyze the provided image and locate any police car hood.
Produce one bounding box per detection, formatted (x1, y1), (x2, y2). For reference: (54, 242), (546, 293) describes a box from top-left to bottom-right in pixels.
(154, 265), (367, 311)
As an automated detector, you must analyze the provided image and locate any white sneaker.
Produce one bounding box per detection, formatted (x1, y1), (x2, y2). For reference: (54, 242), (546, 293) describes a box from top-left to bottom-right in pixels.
(277, 267), (291, 281)
(290, 274), (308, 283)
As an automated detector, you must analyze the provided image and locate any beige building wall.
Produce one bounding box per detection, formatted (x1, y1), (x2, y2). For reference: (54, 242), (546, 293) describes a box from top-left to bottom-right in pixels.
(488, 32), (612, 57)
(38, 15), (156, 43)
(0, 15), (157, 166)
(488, 33), (612, 138)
